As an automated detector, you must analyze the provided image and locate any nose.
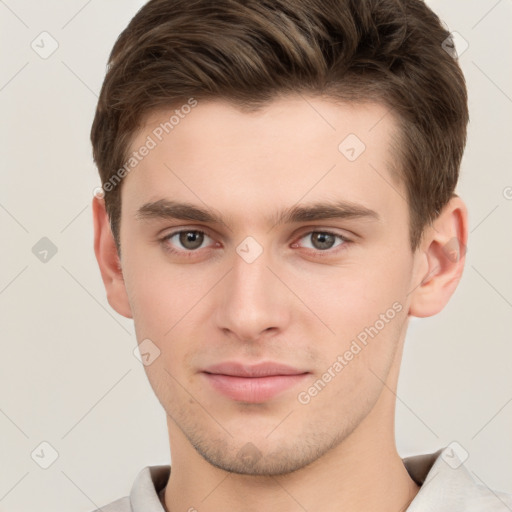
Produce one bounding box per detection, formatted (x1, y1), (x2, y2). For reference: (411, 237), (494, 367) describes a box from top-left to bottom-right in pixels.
(213, 244), (291, 343)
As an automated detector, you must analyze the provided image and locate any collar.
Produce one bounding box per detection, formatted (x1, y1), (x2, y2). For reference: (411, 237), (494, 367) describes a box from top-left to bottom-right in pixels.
(129, 446), (511, 511)
(404, 446), (512, 511)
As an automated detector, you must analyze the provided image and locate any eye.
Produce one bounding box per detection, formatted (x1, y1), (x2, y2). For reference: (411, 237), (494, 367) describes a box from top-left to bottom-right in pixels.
(295, 231), (349, 252)
(161, 229), (214, 253)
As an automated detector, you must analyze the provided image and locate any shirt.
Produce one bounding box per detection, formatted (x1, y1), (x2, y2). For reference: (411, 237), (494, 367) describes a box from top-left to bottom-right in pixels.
(90, 446), (512, 511)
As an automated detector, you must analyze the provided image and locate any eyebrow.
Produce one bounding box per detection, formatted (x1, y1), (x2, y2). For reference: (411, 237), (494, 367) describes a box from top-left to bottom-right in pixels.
(135, 198), (380, 226)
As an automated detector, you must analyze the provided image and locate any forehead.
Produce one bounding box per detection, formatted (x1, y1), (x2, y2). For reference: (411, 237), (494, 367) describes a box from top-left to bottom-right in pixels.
(122, 95), (405, 229)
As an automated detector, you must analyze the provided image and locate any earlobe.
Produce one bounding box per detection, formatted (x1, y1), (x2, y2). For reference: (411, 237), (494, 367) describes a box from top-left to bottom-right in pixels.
(408, 196), (468, 318)
(92, 195), (133, 319)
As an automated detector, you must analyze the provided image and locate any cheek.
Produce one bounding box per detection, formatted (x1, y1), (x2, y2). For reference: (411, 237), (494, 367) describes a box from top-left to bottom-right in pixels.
(122, 249), (203, 336)
(287, 250), (410, 383)
(125, 276), (168, 339)
(290, 255), (406, 331)
(123, 254), (212, 378)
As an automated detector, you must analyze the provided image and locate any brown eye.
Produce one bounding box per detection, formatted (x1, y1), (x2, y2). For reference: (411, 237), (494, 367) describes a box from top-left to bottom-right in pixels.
(298, 231), (347, 251)
(162, 230), (213, 253)
(179, 231), (204, 250)
(310, 232), (336, 250)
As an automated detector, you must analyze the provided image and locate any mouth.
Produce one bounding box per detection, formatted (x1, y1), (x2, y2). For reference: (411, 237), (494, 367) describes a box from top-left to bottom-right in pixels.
(201, 361), (310, 403)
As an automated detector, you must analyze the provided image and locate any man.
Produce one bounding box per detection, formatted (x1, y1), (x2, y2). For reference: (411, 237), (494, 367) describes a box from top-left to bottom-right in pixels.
(90, 0), (511, 510)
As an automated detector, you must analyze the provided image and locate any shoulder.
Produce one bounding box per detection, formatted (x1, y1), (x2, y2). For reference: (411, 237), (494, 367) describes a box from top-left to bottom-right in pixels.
(88, 496), (130, 512)
(465, 481), (512, 511)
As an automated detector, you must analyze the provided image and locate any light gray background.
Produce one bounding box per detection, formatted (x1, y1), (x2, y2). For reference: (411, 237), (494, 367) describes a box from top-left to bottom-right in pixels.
(1, 1), (511, 510)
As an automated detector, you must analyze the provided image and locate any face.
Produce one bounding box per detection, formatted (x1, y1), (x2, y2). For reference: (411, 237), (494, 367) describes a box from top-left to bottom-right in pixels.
(117, 96), (422, 475)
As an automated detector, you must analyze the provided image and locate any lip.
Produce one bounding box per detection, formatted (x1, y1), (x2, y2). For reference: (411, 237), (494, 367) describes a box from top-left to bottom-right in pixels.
(203, 361), (306, 377)
(201, 361), (309, 403)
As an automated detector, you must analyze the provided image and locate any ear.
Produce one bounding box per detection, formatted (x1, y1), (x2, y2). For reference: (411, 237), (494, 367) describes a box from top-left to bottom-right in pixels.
(408, 195), (468, 318)
(92, 195), (133, 319)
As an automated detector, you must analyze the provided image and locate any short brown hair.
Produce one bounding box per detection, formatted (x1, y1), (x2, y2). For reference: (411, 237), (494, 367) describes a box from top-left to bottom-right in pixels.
(91, 0), (468, 255)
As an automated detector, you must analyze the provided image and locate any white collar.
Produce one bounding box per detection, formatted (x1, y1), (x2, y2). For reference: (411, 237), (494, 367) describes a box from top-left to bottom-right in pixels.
(128, 446), (512, 511)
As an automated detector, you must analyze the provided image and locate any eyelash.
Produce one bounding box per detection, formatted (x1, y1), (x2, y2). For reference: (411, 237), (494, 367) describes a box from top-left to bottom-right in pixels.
(159, 229), (352, 258)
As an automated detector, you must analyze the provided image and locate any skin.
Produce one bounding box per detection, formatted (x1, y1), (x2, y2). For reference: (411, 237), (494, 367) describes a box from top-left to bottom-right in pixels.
(93, 95), (468, 512)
